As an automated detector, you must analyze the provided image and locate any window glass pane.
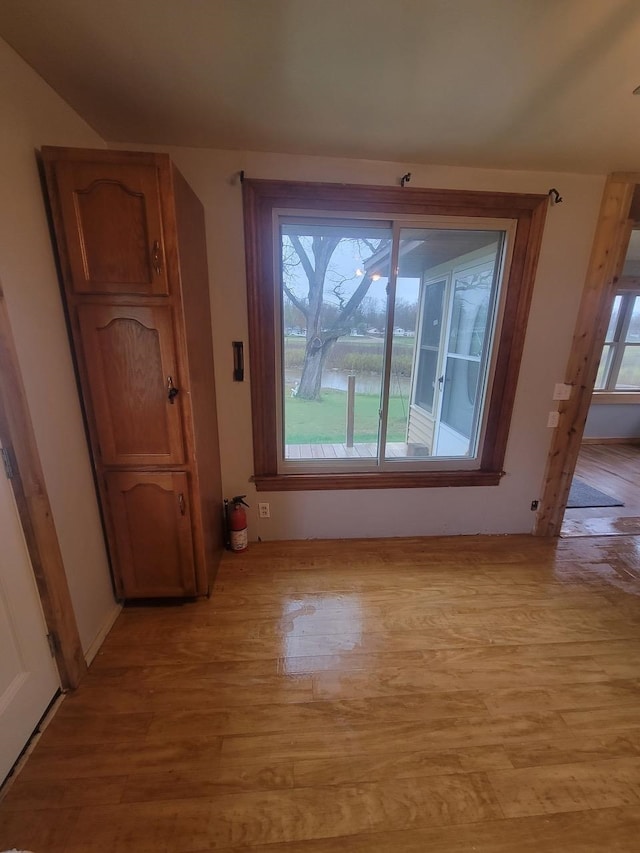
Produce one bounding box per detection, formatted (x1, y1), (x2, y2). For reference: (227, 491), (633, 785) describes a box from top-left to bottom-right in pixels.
(440, 357), (479, 439)
(615, 345), (640, 390)
(413, 280), (445, 415)
(605, 295), (622, 343)
(437, 264), (494, 453)
(447, 271), (492, 357)
(420, 281), (445, 348)
(281, 221), (392, 461)
(385, 228), (504, 460)
(414, 348), (438, 412)
(624, 296), (640, 343)
(594, 344), (612, 389)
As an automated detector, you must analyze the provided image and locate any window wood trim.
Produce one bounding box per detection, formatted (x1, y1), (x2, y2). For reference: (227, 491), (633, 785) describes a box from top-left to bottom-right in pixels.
(591, 391), (640, 404)
(243, 180), (548, 491)
(0, 281), (86, 688)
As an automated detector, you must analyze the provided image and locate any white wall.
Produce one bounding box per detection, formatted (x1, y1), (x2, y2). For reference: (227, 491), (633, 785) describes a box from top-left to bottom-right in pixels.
(585, 403), (640, 439)
(115, 144), (605, 539)
(0, 39), (116, 653)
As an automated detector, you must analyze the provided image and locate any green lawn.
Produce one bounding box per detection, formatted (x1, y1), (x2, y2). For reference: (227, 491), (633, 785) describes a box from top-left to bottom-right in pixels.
(284, 388), (408, 444)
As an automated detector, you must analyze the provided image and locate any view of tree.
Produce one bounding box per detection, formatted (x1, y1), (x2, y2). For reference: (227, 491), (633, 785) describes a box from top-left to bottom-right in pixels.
(282, 233), (388, 400)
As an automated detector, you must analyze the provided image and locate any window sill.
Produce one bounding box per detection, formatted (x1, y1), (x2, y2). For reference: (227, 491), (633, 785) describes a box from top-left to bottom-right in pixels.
(592, 392), (640, 404)
(253, 470), (503, 491)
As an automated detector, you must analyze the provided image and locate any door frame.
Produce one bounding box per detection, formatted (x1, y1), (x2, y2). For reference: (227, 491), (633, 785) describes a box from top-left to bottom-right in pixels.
(535, 173), (640, 536)
(0, 280), (86, 688)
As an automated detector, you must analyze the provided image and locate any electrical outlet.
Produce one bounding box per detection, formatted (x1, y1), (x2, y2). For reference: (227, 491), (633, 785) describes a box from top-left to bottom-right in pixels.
(531, 500), (539, 511)
(553, 383), (572, 401)
(547, 410), (560, 428)
(258, 502), (270, 518)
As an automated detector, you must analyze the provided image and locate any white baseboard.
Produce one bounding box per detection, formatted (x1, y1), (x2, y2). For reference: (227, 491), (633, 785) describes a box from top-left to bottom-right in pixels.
(84, 602), (122, 666)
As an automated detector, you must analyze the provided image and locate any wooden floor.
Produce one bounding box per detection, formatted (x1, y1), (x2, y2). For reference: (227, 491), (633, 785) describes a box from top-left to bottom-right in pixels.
(563, 442), (640, 536)
(2, 534), (640, 851)
(285, 442), (418, 459)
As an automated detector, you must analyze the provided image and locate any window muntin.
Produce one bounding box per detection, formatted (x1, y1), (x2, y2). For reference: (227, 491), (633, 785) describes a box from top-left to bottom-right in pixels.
(595, 292), (640, 392)
(277, 217), (510, 472)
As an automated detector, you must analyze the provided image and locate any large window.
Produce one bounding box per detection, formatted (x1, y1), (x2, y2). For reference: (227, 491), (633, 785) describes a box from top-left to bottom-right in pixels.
(594, 228), (640, 400)
(595, 291), (640, 393)
(243, 181), (547, 490)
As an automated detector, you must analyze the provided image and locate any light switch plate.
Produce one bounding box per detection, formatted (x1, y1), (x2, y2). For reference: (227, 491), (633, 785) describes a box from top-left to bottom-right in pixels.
(553, 383), (572, 401)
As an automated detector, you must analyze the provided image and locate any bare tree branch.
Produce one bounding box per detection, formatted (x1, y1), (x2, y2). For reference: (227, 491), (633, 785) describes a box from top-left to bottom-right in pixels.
(326, 273), (374, 334)
(282, 282), (306, 315)
(290, 235), (315, 283)
(361, 238), (381, 254)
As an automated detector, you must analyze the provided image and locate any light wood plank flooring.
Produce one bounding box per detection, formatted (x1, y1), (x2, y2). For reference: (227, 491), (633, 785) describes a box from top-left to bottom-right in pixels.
(563, 442), (640, 536)
(285, 442), (420, 460)
(2, 534), (640, 851)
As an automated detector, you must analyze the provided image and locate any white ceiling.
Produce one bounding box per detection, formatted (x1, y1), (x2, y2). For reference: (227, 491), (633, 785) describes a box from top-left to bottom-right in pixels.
(2, 0), (640, 174)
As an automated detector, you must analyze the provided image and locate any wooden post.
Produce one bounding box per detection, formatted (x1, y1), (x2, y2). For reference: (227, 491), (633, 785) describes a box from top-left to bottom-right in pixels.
(535, 173), (640, 536)
(346, 374), (356, 448)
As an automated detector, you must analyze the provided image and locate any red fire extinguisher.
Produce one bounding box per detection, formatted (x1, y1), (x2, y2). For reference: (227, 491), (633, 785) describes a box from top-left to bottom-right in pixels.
(228, 495), (249, 552)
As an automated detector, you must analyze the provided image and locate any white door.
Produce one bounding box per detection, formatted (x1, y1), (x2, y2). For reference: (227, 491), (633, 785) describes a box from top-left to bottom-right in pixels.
(0, 442), (59, 783)
(434, 260), (495, 456)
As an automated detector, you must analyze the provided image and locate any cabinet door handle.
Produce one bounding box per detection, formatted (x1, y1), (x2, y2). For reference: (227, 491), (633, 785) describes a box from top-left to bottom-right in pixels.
(178, 493), (186, 516)
(152, 240), (162, 275)
(167, 375), (179, 404)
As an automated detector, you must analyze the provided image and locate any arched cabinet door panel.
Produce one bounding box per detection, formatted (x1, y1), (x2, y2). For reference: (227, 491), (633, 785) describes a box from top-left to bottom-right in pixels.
(77, 305), (185, 467)
(52, 161), (169, 296)
(42, 146), (224, 600)
(105, 471), (196, 598)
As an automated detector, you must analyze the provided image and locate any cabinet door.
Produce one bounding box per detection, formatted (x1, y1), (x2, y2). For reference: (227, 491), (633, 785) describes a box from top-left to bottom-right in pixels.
(53, 161), (169, 296)
(78, 305), (185, 466)
(105, 472), (196, 598)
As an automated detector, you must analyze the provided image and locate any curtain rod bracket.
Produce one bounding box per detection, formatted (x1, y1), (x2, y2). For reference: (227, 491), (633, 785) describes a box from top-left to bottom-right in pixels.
(400, 172), (412, 188)
(548, 188), (563, 205)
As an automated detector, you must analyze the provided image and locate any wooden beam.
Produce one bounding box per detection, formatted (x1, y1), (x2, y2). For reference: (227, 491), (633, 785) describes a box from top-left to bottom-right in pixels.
(0, 281), (86, 688)
(618, 275), (640, 289)
(535, 174), (640, 536)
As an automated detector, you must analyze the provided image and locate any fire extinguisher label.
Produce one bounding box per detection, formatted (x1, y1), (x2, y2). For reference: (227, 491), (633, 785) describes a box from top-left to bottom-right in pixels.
(230, 528), (248, 551)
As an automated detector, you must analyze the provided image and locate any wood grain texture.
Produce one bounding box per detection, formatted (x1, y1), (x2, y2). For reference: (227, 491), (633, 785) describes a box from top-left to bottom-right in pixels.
(47, 158), (169, 296)
(1, 534), (640, 851)
(243, 179), (548, 491)
(41, 147), (222, 598)
(104, 471), (197, 597)
(76, 304), (185, 466)
(536, 173), (640, 536)
(170, 162), (224, 592)
(562, 443), (640, 538)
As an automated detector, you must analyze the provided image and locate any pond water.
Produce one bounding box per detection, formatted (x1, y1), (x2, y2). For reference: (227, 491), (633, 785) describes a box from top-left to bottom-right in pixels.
(285, 368), (411, 397)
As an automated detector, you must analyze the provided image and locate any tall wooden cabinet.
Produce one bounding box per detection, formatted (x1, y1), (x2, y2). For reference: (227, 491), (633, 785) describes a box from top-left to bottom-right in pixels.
(42, 147), (223, 599)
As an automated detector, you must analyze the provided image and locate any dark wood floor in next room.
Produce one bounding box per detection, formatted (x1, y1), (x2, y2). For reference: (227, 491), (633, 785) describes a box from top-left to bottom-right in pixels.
(563, 442), (640, 536)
